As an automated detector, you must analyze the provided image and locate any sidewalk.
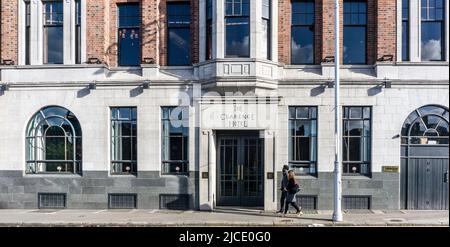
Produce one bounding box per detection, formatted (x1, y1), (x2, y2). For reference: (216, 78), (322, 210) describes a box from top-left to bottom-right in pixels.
(0, 209), (447, 227)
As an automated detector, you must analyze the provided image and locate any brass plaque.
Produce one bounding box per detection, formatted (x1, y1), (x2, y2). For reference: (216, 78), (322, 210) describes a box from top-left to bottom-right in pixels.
(382, 166), (399, 173)
(267, 172), (274, 179)
(202, 172), (209, 179)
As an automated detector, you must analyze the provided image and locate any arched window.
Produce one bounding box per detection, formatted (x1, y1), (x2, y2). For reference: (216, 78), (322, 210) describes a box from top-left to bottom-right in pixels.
(26, 106), (82, 174)
(401, 105), (449, 146)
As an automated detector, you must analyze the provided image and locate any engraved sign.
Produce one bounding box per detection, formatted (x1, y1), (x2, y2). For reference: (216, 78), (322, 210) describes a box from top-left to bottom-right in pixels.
(382, 166), (399, 173)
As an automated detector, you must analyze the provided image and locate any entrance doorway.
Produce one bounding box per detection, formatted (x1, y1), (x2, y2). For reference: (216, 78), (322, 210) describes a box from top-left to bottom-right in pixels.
(401, 105), (449, 210)
(216, 131), (264, 207)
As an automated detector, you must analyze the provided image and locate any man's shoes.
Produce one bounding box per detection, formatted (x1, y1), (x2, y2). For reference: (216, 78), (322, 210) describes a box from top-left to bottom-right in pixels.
(276, 210), (283, 214)
(296, 210), (304, 217)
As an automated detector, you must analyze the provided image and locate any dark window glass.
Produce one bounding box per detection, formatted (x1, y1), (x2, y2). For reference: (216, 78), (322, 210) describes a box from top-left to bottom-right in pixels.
(162, 106), (189, 175)
(421, 0), (445, 61)
(43, 0), (64, 64)
(118, 4), (140, 66)
(25, 1), (31, 65)
(225, 0), (250, 57)
(206, 0), (213, 60)
(343, 0), (367, 64)
(111, 107), (137, 175)
(343, 106), (371, 176)
(289, 106), (318, 175)
(75, 0), (81, 64)
(291, 0), (314, 64)
(168, 2), (191, 66)
(262, 0), (271, 60)
(402, 0), (409, 61)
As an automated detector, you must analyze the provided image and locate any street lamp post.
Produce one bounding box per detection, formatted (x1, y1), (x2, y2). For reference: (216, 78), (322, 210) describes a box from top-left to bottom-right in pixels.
(332, 0), (343, 223)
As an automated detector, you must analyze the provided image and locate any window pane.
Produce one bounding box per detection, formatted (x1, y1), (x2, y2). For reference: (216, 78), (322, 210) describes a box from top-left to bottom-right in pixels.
(226, 17), (250, 57)
(295, 137), (310, 161)
(118, 4), (140, 27)
(44, 26), (64, 64)
(168, 28), (191, 66)
(348, 137), (362, 161)
(344, 26), (366, 64)
(421, 22), (444, 61)
(292, 26), (314, 64)
(118, 28), (140, 66)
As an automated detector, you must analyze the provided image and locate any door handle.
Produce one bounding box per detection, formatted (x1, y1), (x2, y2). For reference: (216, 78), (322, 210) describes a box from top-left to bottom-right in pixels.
(444, 171), (449, 183)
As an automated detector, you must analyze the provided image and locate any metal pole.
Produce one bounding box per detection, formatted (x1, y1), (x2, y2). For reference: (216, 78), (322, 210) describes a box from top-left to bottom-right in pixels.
(332, 0), (343, 222)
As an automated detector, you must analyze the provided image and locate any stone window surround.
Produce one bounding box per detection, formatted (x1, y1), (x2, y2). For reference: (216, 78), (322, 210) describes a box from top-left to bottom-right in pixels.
(396, 0), (450, 63)
(198, 0), (278, 63)
(18, 0), (87, 66)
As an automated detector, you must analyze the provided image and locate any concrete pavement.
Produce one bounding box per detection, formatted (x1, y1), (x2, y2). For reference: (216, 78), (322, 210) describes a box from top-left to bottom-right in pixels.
(0, 209), (447, 227)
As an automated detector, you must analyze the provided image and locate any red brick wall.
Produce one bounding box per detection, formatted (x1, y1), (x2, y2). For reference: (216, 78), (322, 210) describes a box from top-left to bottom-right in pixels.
(321, 0), (343, 63)
(278, 0), (291, 65)
(86, 0), (107, 64)
(142, 0), (160, 65)
(0, 0), (18, 64)
(376, 0), (397, 62)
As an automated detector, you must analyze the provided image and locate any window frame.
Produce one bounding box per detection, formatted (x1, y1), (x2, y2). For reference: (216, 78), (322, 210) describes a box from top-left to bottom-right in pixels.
(224, 0), (250, 58)
(75, 0), (82, 64)
(288, 106), (318, 176)
(343, 0), (368, 65)
(420, 0), (446, 61)
(342, 106), (372, 177)
(262, 0), (272, 60)
(110, 107), (138, 175)
(206, 0), (213, 60)
(402, 0), (410, 61)
(25, 0), (31, 65)
(26, 106), (82, 175)
(167, 1), (192, 66)
(291, 0), (315, 65)
(117, 3), (141, 67)
(43, 0), (64, 64)
(161, 106), (190, 176)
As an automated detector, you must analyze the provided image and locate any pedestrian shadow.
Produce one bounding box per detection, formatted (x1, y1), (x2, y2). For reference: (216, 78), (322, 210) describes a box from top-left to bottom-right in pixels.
(213, 207), (332, 221)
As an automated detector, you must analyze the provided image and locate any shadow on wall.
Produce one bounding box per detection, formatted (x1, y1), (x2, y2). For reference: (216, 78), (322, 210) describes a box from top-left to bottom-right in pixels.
(310, 85), (326, 97)
(368, 85), (383, 96)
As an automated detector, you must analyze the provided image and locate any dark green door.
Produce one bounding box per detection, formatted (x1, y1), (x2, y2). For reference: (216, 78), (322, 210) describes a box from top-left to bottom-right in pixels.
(217, 136), (264, 207)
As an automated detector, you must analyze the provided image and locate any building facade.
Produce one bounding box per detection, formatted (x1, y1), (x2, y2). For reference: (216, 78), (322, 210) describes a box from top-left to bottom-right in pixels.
(0, 0), (448, 211)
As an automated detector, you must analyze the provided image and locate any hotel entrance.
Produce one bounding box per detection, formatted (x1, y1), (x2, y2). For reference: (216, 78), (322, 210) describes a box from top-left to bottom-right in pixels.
(216, 131), (264, 207)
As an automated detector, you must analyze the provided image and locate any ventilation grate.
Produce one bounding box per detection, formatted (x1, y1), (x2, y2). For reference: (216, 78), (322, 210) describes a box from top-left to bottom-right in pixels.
(108, 194), (137, 209)
(296, 195), (318, 210)
(343, 196), (371, 210)
(38, 193), (66, 209)
(159, 194), (190, 210)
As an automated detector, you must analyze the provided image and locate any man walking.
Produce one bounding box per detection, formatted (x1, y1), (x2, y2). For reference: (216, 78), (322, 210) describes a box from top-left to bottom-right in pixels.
(277, 165), (290, 214)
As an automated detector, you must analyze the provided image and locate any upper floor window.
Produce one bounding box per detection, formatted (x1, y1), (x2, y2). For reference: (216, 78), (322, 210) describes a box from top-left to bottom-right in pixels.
(162, 106), (189, 175)
(167, 2), (191, 66)
(43, 0), (64, 64)
(225, 0), (250, 57)
(402, 0), (410, 61)
(25, 0), (31, 65)
(343, 0), (367, 64)
(289, 106), (318, 175)
(343, 106), (371, 176)
(75, 0), (82, 64)
(206, 0), (213, 60)
(291, 0), (315, 64)
(421, 0), (445, 61)
(118, 4), (141, 66)
(26, 106), (82, 174)
(111, 107), (137, 175)
(262, 0), (271, 60)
